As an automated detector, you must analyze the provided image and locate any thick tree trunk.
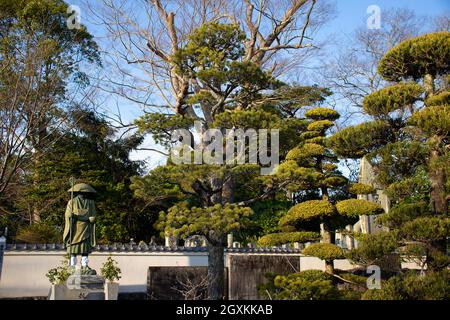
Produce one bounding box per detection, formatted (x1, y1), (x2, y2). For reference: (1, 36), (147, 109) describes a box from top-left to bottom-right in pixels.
(427, 147), (448, 272)
(207, 238), (225, 300)
(429, 148), (448, 215)
(422, 74), (447, 270)
(221, 176), (234, 205)
(426, 240), (448, 271)
(320, 223), (334, 244)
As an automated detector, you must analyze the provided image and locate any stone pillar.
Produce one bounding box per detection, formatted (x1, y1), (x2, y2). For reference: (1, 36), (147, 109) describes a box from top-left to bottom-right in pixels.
(165, 233), (179, 247)
(164, 235), (170, 247)
(360, 215), (370, 234)
(227, 233), (233, 248)
(0, 234), (5, 281)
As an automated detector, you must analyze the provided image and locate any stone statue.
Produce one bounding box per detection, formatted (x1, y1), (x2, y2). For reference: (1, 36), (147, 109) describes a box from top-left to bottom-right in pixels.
(63, 183), (97, 275)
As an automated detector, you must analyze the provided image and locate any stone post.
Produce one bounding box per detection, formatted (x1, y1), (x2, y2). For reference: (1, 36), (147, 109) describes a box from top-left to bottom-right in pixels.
(0, 234), (5, 281)
(227, 233), (233, 248)
(360, 215), (370, 234)
(164, 234), (170, 247)
(165, 233), (179, 247)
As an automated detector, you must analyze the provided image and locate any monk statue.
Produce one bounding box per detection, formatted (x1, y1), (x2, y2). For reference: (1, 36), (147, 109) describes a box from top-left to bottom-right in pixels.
(63, 183), (97, 275)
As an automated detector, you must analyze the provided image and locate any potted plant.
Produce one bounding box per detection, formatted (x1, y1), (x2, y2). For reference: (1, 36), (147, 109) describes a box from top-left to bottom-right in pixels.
(100, 255), (121, 300)
(46, 256), (72, 300)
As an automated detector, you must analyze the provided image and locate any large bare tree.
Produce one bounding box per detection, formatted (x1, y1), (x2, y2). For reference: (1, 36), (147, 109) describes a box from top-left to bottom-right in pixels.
(85, 0), (333, 120)
(320, 8), (428, 125)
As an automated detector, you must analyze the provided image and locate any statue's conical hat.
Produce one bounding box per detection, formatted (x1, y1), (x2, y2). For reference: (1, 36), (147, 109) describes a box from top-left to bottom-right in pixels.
(67, 183), (97, 193)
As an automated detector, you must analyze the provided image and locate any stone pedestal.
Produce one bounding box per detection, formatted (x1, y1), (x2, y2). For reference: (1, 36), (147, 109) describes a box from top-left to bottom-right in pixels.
(105, 282), (119, 300)
(49, 271), (105, 300)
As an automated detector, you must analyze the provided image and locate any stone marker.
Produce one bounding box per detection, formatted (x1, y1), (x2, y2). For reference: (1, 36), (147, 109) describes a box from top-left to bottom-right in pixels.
(227, 233), (233, 248)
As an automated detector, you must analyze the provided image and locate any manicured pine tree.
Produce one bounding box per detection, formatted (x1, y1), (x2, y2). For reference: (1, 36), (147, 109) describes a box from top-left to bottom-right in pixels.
(330, 31), (450, 271)
(259, 106), (384, 273)
(132, 22), (307, 299)
(132, 22), (350, 297)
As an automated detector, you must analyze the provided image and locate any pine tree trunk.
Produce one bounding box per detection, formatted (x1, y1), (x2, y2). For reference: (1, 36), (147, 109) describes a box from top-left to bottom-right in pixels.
(423, 74), (435, 99)
(320, 223), (334, 244)
(325, 261), (334, 274)
(207, 174), (227, 300)
(207, 238), (225, 300)
(221, 176), (234, 204)
(429, 148), (447, 215)
(423, 74), (447, 270)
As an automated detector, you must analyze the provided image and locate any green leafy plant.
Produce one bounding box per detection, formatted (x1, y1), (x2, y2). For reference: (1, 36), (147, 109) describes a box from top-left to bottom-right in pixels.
(100, 256), (122, 282)
(16, 223), (60, 244)
(260, 270), (340, 300)
(46, 256), (72, 285)
(258, 231), (320, 246)
(303, 243), (345, 274)
(362, 270), (450, 300)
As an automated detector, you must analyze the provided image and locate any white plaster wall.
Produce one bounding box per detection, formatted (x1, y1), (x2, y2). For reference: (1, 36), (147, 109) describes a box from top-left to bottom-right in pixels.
(0, 251), (208, 298)
(2, 251), (416, 298)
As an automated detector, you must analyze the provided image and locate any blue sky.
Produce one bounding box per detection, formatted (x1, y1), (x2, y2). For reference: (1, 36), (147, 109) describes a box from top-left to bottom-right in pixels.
(72, 0), (449, 171)
(329, 0), (448, 33)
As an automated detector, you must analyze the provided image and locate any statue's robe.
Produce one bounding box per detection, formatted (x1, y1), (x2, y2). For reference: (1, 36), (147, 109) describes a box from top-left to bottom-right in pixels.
(63, 196), (96, 255)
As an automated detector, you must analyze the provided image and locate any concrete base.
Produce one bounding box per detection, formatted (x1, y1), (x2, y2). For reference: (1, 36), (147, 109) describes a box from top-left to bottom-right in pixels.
(49, 271), (105, 300)
(105, 282), (119, 300)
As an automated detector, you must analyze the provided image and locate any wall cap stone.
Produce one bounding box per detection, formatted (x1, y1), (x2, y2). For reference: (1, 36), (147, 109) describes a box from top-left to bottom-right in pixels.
(5, 243), (303, 254)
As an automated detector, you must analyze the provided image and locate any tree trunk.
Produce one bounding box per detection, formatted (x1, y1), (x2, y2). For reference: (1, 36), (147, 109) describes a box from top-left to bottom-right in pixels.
(31, 155), (41, 224)
(426, 240), (448, 272)
(319, 188), (334, 243)
(429, 148), (448, 215)
(423, 74), (447, 270)
(325, 261), (334, 274)
(423, 74), (435, 99)
(320, 223), (334, 244)
(221, 176), (234, 205)
(207, 238), (225, 300)
(30, 117), (47, 224)
(427, 147), (448, 271)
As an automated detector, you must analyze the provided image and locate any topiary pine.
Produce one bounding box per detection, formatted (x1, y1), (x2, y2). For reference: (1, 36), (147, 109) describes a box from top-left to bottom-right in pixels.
(330, 31), (450, 272)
